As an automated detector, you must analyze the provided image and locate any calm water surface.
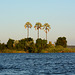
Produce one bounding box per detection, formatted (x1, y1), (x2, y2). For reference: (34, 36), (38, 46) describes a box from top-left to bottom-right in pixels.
(0, 53), (75, 75)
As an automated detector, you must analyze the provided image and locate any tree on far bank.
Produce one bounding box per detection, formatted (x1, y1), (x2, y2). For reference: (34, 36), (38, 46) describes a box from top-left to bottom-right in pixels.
(34, 22), (42, 39)
(14, 38), (37, 53)
(24, 22), (32, 38)
(36, 38), (47, 52)
(43, 23), (51, 40)
(7, 39), (14, 49)
(0, 43), (6, 50)
(55, 37), (67, 48)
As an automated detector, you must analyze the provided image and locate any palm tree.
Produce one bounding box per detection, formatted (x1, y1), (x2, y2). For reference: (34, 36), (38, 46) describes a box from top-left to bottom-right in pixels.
(43, 23), (51, 40)
(24, 22), (32, 38)
(34, 22), (42, 39)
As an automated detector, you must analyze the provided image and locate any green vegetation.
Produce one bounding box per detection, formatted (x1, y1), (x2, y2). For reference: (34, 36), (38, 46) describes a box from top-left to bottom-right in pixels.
(0, 37), (75, 53)
(0, 22), (75, 53)
(0, 38), (47, 53)
(7, 39), (14, 49)
(55, 37), (67, 48)
(41, 46), (75, 53)
(0, 43), (6, 50)
(36, 38), (47, 52)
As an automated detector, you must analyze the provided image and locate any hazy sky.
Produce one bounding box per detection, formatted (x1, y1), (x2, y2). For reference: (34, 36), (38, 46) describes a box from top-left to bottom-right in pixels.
(0, 0), (75, 45)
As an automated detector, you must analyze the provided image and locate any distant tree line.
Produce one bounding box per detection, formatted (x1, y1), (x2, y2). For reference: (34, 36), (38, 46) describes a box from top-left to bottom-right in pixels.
(0, 37), (67, 53)
(0, 21), (68, 53)
(0, 38), (48, 53)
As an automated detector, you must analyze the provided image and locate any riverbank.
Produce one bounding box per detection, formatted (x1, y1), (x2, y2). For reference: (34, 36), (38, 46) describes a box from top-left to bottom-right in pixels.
(0, 49), (26, 53)
(41, 47), (75, 53)
(0, 47), (75, 53)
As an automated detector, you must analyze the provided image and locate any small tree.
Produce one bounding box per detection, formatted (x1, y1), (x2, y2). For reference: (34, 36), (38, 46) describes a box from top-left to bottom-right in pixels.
(15, 38), (36, 52)
(7, 39), (14, 49)
(36, 38), (47, 52)
(55, 37), (67, 48)
(0, 43), (6, 50)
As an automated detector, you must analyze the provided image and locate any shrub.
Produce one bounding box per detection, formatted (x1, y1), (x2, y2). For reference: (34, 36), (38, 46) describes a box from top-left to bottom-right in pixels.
(36, 38), (47, 52)
(0, 43), (6, 50)
(55, 37), (67, 48)
(7, 39), (14, 49)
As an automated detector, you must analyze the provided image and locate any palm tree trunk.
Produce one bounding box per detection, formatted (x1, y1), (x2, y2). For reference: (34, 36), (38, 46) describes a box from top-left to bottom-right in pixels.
(38, 29), (39, 39)
(27, 28), (29, 38)
(46, 31), (47, 40)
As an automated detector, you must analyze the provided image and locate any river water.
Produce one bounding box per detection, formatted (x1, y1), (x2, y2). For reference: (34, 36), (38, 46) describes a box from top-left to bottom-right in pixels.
(0, 53), (75, 75)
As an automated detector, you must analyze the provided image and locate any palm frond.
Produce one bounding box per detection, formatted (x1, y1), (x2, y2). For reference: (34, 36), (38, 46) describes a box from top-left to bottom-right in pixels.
(24, 25), (27, 28)
(34, 22), (42, 30)
(43, 23), (51, 31)
(24, 22), (32, 28)
(34, 26), (36, 28)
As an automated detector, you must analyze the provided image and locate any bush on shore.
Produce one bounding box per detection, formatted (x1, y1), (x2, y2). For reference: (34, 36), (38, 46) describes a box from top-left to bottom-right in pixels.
(0, 37), (75, 53)
(41, 46), (75, 53)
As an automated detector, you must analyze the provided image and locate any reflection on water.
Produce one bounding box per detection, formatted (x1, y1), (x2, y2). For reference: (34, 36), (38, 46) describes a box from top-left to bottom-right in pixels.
(0, 53), (75, 75)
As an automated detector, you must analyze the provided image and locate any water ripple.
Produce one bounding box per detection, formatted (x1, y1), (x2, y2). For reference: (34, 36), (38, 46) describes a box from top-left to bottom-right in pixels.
(0, 53), (75, 75)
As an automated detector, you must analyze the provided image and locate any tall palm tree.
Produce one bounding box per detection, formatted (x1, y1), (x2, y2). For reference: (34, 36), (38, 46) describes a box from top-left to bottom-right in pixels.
(34, 22), (42, 39)
(43, 23), (51, 40)
(24, 22), (32, 38)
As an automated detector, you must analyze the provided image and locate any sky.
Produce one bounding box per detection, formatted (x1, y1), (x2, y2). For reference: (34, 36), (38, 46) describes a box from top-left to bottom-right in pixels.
(0, 0), (75, 45)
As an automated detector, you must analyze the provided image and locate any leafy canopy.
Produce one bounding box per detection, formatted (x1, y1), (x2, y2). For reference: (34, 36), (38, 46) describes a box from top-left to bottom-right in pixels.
(34, 22), (42, 30)
(55, 37), (67, 48)
(24, 22), (32, 28)
(43, 23), (51, 33)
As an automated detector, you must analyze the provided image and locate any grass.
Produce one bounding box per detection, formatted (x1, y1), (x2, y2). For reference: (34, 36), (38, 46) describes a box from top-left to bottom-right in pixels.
(0, 46), (75, 53)
(40, 46), (75, 53)
(0, 49), (26, 53)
